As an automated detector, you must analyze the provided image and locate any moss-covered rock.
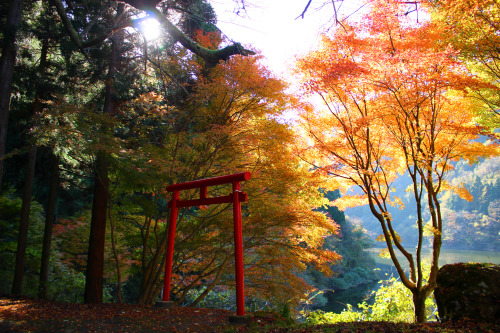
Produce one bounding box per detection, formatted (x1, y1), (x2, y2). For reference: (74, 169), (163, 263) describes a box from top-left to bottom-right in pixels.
(435, 263), (500, 322)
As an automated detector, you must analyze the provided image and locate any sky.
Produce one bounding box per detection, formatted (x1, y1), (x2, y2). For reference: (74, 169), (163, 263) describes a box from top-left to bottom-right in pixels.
(206, 1), (366, 122)
(209, 0), (345, 75)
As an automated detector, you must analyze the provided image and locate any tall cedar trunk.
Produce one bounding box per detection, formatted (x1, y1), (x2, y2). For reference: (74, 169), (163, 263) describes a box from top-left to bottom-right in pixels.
(38, 153), (59, 298)
(12, 36), (50, 296)
(83, 32), (119, 304)
(84, 151), (110, 303)
(108, 199), (123, 303)
(0, 0), (23, 189)
(11, 146), (36, 295)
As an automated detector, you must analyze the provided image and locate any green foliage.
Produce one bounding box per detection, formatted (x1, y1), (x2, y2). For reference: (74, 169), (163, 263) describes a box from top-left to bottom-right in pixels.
(357, 277), (416, 322)
(281, 302), (291, 320)
(183, 288), (236, 310)
(178, 0), (218, 37)
(47, 260), (113, 303)
(46, 261), (86, 303)
(330, 266), (376, 290)
(305, 304), (364, 325)
(183, 287), (299, 320)
(0, 191), (113, 302)
(305, 273), (437, 325)
(323, 193), (376, 288)
(302, 190), (376, 301)
(0, 190), (45, 296)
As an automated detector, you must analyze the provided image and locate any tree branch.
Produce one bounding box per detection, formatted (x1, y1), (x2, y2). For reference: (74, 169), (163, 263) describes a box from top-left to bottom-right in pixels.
(50, 0), (84, 48)
(50, 0), (133, 52)
(52, 0), (255, 68)
(148, 7), (255, 68)
(296, 0), (312, 20)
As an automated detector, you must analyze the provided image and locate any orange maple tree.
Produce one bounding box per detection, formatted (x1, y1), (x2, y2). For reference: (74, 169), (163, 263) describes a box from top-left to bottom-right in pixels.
(170, 55), (341, 310)
(41, 51), (341, 310)
(107, 52), (341, 310)
(424, 0), (500, 129)
(295, 0), (498, 323)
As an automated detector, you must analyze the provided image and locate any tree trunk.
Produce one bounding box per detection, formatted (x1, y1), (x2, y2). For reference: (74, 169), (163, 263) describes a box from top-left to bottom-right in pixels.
(138, 248), (167, 304)
(412, 289), (428, 323)
(188, 257), (229, 307)
(38, 153), (59, 299)
(11, 146), (36, 295)
(83, 30), (120, 304)
(84, 151), (109, 303)
(108, 198), (123, 303)
(0, 0), (23, 189)
(12, 34), (50, 297)
(138, 215), (170, 305)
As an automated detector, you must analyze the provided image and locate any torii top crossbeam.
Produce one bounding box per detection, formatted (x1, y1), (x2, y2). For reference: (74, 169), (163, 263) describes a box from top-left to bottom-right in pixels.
(165, 172), (251, 208)
(166, 172), (251, 191)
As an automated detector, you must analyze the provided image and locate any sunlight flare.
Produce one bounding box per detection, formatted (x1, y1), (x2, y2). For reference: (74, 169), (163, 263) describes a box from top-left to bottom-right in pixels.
(137, 17), (162, 41)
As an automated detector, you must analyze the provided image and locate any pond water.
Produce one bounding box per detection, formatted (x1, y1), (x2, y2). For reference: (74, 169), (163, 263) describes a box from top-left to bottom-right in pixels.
(368, 248), (500, 267)
(318, 249), (500, 314)
(318, 280), (380, 313)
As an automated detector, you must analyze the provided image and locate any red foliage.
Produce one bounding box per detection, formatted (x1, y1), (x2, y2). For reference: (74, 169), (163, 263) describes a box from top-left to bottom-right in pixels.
(193, 30), (222, 50)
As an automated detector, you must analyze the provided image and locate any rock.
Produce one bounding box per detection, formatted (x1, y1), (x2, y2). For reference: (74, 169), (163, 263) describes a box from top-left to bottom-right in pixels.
(434, 263), (500, 322)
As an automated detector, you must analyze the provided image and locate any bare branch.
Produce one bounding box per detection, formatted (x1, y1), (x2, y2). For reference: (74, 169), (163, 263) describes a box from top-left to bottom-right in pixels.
(296, 0), (312, 20)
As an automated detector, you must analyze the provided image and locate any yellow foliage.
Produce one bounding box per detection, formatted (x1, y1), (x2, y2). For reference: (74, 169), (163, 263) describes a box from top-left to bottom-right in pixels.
(376, 231), (401, 244)
(378, 248), (392, 259)
(424, 222), (442, 237)
(442, 181), (473, 202)
(333, 195), (369, 211)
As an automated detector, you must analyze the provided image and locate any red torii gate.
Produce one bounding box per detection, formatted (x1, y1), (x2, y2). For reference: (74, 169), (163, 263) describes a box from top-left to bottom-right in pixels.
(162, 172), (251, 316)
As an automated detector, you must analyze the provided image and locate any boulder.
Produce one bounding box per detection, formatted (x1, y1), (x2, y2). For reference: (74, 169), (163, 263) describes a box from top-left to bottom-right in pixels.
(434, 263), (500, 322)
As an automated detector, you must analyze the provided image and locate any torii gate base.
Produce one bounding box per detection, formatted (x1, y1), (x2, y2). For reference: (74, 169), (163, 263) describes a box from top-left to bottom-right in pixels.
(156, 172), (253, 323)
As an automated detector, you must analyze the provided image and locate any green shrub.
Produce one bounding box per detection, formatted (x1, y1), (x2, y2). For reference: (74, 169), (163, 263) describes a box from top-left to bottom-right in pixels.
(48, 261), (113, 303)
(359, 277), (418, 322)
(305, 304), (364, 325)
(305, 273), (437, 325)
(48, 262), (86, 303)
(183, 288), (236, 310)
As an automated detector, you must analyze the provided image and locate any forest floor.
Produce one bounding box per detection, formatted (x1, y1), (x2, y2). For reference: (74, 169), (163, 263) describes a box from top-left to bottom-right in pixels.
(1, 296), (500, 332)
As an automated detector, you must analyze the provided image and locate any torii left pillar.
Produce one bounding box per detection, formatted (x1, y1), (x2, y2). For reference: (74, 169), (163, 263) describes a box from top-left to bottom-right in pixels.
(156, 172), (252, 321)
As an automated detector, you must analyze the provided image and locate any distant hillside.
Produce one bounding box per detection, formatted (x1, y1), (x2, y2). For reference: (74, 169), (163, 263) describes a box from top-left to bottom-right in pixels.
(344, 156), (500, 251)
